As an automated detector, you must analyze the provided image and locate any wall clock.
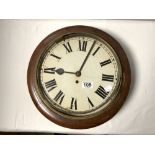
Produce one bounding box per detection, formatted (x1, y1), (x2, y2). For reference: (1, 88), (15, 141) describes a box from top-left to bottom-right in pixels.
(27, 25), (131, 129)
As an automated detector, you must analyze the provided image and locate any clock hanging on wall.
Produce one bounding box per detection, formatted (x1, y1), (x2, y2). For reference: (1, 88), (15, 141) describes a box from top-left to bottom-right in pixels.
(27, 25), (131, 129)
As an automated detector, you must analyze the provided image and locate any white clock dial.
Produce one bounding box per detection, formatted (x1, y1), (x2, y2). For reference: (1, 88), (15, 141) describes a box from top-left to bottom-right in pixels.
(39, 35), (122, 116)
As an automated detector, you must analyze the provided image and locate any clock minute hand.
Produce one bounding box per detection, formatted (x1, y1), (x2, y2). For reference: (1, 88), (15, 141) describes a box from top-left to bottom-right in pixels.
(78, 40), (96, 73)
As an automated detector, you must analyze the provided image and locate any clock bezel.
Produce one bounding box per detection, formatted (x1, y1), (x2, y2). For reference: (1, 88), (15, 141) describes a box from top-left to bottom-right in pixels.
(27, 25), (131, 129)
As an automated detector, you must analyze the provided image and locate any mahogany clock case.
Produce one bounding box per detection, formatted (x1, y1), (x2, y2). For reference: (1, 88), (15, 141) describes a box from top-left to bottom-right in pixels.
(27, 25), (131, 129)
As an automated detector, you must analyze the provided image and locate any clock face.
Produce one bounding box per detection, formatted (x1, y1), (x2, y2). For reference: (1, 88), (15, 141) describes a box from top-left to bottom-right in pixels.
(39, 35), (121, 116)
(28, 25), (131, 129)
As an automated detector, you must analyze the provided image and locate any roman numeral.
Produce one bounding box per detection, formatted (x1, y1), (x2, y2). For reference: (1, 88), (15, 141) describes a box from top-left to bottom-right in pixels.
(79, 40), (87, 51)
(92, 46), (100, 56)
(102, 74), (114, 82)
(100, 59), (111, 67)
(63, 42), (72, 53)
(54, 90), (65, 105)
(45, 79), (57, 92)
(50, 53), (61, 60)
(70, 97), (77, 110)
(89, 40), (96, 53)
(95, 85), (109, 99)
(87, 97), (94, 107)
(44, 67), (55, 74)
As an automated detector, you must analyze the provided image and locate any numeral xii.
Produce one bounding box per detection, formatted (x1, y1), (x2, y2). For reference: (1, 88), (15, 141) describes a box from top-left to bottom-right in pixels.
(79, 40), (87, 51)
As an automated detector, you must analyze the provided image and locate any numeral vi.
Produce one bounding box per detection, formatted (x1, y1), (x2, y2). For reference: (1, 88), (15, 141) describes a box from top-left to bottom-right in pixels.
(70, 97), (77, 110)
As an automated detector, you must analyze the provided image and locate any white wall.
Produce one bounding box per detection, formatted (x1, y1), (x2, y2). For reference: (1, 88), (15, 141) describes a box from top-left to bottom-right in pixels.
(0, 20), (155, 134)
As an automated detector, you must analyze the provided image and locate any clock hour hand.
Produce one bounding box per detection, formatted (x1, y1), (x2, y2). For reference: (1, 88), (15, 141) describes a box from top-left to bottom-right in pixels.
(56, 68), (76, 75)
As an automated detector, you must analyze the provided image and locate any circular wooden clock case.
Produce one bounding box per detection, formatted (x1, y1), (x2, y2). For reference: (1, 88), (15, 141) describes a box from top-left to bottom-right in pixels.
(27, 25), (131, 129)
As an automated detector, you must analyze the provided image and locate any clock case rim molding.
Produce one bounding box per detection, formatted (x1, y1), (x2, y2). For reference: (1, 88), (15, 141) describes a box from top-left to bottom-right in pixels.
(27, 25), (131, 129)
